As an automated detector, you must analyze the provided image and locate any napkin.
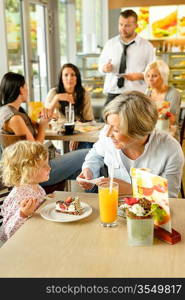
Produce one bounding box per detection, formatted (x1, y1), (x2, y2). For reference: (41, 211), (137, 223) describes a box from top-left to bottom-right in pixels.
(76, 176), (104, 185)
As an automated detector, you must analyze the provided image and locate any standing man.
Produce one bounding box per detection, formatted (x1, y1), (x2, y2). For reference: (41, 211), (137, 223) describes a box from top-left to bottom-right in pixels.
(99, 9), (155, 106)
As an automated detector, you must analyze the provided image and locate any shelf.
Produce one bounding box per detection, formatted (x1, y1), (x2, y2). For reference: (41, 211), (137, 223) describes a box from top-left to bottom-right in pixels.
(83, 79), (103, 83)
(79, 67), (98, 71)
(155, 52), (185, 94)
(170, 67), (185, 70)
(169, 79), (185, 83)
(77, 53), (104, 98)
(77, 53), (100, 57)
(157, 52), (185, 55)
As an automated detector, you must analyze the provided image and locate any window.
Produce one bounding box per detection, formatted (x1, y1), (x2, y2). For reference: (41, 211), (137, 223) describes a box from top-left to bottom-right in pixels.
(5, 0), (24, 74)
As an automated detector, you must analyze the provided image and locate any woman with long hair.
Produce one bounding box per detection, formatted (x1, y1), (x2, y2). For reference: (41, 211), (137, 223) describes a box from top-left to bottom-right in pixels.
(0, 72), (89, 189)
(45, 63), (94, 150)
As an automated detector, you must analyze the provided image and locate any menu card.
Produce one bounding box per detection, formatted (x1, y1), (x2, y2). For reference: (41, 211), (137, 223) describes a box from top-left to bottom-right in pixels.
(131, 168), (172, 233)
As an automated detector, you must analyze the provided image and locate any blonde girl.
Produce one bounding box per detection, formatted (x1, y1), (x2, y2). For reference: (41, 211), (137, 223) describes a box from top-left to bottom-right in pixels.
(0, 141), (50, 242)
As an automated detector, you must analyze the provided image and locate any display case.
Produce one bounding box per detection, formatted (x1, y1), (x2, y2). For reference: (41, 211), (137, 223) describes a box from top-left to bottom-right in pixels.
(156, 51), (185, 101)
(76, 53), (105, 98)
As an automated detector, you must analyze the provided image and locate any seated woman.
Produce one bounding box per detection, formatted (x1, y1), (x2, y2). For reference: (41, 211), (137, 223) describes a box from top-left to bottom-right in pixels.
(45, 63), (95, 151)
(144, 60), (181, 140)
(77, 91), (184, 198)
(0, 72), (89, 189)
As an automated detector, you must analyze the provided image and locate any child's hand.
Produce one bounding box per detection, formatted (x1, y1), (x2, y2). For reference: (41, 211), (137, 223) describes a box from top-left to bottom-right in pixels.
(20, 198), (37, 218)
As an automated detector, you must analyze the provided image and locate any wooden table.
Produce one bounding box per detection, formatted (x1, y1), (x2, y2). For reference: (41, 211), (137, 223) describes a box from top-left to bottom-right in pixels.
(0, 192), (184, 278)
(45, 123), (104, 153)
(45, 123), (104, 143)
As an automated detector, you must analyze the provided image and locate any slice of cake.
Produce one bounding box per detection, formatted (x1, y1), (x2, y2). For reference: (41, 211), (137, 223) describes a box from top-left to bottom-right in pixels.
(55, 196), (83, 215)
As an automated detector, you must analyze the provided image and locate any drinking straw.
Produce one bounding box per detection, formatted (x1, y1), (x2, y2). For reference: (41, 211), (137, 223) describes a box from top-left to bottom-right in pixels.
(69, 102), (72, 123)
(109, 163), (114, 193)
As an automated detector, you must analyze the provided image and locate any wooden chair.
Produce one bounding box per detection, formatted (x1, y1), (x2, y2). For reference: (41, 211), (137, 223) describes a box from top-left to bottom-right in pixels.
(0, 190), (9, 227)
(0, 133), (66, 194)
(0, 133), (26, 150)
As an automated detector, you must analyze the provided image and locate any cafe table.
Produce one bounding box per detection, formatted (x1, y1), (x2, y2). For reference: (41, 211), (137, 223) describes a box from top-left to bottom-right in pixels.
(45, 122), (104, 143)
(45, 122), (104, 153)
(0, 191), (184, 278)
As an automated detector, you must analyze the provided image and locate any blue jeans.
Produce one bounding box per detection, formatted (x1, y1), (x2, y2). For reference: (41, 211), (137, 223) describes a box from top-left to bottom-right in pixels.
(41, 149), (89, 186)
(77, 142), (94, 150)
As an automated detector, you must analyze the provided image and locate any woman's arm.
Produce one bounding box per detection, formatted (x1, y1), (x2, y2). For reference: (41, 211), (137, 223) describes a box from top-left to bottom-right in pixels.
(168, 88), (181, 126)
(47, 93), (74, 111)
(8, 114), (49, 143)
(77, 169), (132, 196)
(82, 91), (94, 121)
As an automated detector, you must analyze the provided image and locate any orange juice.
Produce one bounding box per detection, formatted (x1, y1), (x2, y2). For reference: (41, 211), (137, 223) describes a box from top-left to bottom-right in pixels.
(98, 182), (118, 225)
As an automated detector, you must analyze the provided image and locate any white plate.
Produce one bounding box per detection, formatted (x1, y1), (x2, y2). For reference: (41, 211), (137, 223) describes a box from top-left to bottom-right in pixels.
(40, 202), (92, 222)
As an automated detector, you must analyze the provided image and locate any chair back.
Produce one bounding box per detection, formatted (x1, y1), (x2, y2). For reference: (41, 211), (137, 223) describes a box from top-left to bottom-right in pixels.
(0, 133), (26, 149)
(0, 190), (9, 227)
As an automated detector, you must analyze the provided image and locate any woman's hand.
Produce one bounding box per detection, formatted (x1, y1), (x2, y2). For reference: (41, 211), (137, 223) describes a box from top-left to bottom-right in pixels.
(169, 112), (176, 125)
(40, 107), (53, 120)
(55, 93), (75, 104)
(20, 198), (38, 218)
(76, 168), (94, 190)
(69, 141), (79, 151)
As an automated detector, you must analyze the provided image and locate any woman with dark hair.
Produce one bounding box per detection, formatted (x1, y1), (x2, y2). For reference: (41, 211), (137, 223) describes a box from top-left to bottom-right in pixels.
(0, 72), (49, 141)
(0, 72), (89, 189)
(45, 63), (94, 150)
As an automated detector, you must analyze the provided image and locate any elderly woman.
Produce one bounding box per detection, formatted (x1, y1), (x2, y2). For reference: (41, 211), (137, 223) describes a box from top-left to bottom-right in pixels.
(144, 60), (181, 138)
(77, 91), (184, 198)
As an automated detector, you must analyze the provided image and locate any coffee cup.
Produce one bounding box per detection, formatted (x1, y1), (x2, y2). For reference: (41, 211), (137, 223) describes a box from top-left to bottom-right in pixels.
(64, 123), (75, 135)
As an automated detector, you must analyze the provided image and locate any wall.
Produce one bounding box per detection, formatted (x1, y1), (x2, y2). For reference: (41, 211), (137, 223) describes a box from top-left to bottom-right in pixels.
(109, 0), (185, 9)
(108, 9), (120, 39)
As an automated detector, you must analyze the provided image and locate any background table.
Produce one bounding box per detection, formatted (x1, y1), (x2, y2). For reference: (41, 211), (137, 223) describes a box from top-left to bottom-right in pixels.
(45, 123), (104, 143)
(45, 123), (104, 153)
(0, 192), (184, 278)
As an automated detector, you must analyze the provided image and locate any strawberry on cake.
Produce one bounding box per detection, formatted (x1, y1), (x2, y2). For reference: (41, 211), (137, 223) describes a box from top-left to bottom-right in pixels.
(56, 196), (83, 215)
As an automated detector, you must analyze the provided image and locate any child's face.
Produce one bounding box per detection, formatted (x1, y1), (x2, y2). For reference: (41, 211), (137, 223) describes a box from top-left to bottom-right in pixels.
(34, 158), (51, 184)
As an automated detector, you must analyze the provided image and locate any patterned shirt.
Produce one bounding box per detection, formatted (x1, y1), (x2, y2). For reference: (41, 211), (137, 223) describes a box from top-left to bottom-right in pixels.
(0, 184), (46, 242)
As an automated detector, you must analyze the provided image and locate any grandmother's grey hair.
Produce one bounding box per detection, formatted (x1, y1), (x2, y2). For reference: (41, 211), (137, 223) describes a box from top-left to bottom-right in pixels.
(144, 60), (169, 86)
(103, 91), (158, 139)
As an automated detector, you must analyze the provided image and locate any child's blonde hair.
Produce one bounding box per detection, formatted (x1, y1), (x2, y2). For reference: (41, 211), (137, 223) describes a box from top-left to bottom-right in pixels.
(0, 141), (48, 186)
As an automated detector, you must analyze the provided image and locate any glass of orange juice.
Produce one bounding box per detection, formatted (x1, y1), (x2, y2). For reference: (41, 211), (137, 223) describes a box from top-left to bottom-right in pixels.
(98, 182), (119, 227)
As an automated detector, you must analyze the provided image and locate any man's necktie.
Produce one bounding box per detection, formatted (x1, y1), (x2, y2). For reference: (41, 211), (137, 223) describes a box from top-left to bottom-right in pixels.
(117, 41), (135, 88)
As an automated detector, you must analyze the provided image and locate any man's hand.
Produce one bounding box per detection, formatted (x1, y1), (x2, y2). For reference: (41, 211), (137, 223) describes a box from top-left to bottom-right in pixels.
(103, 59), (113, 73)
(124, 72), (144, 81)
